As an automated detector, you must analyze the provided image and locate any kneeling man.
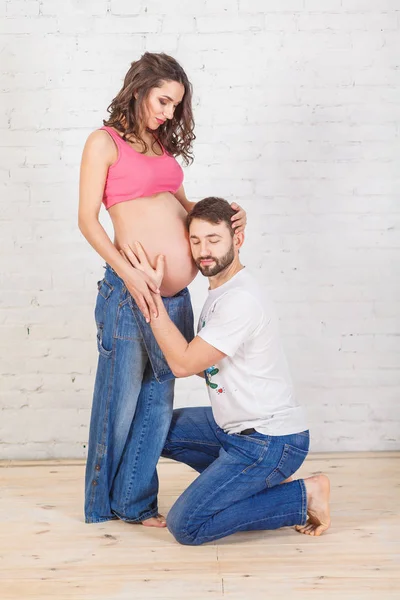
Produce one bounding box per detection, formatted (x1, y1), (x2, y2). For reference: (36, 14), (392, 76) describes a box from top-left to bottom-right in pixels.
(125, 197), (330, 546)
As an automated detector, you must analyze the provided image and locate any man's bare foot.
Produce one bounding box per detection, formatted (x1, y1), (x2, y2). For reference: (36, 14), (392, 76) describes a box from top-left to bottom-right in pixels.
(141, 514), (167, 528)
(295, 474), (331, 536)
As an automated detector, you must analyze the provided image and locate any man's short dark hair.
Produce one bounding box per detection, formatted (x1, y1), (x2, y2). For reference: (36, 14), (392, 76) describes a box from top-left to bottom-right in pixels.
(186, 197), (236, 237)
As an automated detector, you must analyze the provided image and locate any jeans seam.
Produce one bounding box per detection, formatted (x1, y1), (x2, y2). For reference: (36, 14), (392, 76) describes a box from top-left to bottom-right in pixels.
(231, 433), (267, 447)
(298, 478), (308, 525)
(165, 439), (220, 448)
(87, 332), (117, 516)
(118, 295), (130, 308)
(266, 446), (288, 488)
(266, 443), (308, 488)
(113, 295), (139, 341)
(98, 279), (114, 299)
(242, 442), (269, 474)
(121, 373), (155, 517)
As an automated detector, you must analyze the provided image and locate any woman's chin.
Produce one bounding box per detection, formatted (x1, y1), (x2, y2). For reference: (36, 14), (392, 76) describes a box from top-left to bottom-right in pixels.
(147, 121), (160, 131)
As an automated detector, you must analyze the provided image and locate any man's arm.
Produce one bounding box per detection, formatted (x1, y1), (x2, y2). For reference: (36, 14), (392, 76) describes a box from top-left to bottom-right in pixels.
(150, 294), (226, 378)
(119, 241), (253, 377)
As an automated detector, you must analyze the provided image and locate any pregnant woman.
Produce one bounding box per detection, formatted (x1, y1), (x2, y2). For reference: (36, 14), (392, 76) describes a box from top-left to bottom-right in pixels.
(78, 52), (246, 527)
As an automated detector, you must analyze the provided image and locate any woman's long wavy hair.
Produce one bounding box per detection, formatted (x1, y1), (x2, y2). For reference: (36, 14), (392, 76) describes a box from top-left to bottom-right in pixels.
(104, 52), (195, 165)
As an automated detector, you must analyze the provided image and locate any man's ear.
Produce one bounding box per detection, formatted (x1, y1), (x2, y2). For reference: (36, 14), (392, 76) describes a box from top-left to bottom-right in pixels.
(234, 231), (245, 249)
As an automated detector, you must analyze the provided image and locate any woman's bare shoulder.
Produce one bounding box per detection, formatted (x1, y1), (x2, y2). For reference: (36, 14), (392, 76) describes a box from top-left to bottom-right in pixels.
(82, 129), (116, 163)
(85, 129), (114, 149)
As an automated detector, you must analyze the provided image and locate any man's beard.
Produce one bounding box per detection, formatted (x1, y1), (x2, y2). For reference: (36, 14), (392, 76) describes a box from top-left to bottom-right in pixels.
(195, 244), (235, 277)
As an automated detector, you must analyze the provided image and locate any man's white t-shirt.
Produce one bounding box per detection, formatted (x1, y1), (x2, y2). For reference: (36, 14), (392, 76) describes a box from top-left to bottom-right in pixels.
(197, 268), (308, 436)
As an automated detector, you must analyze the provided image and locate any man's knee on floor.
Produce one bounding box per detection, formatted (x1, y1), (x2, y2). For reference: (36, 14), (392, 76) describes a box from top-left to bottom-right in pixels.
(166, 506), (202, 546)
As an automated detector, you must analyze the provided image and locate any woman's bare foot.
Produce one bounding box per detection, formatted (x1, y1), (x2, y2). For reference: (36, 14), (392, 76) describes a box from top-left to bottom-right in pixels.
(141, 514), (167, 528)
(295, 474), (331, 536)
(281, 476), (293, 484)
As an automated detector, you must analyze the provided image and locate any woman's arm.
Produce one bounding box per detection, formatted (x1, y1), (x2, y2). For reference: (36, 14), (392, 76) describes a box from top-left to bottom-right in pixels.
(78, 131), (159, 322)
(174, 184), (195, 213)
(174, 185), (247, 233)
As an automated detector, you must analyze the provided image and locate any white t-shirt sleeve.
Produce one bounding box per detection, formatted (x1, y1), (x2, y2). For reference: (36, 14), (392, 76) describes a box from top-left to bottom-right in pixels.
(198, 291), (262, 357)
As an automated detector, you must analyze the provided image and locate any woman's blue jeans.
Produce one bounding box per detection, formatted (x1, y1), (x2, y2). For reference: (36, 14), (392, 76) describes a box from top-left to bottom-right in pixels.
(84, 265), (194, 524)
(162, 407), (309, 545)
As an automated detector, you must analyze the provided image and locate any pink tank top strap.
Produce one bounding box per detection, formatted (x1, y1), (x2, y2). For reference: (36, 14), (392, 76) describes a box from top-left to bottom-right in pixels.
(152, 133), (166, 155)
(99, 125), (125, 148)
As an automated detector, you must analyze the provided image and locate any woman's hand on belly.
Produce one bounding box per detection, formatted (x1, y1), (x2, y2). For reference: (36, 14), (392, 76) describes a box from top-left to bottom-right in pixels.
(122, 265), (161, 323)
(121, 241), (165, 291)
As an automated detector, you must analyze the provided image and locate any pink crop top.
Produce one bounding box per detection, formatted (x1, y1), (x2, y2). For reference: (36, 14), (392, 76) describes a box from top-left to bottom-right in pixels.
(100, 126), (184, 210)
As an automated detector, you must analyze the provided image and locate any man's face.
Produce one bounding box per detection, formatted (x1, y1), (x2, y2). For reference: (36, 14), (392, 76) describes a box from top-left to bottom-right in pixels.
(189, 219), (236, 277)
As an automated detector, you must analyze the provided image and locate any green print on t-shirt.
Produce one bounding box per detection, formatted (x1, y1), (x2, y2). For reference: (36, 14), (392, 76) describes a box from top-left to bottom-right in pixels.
(205, 366), (219, 389)
(202, 317), (225, 394)
(204, 366), (225, 395)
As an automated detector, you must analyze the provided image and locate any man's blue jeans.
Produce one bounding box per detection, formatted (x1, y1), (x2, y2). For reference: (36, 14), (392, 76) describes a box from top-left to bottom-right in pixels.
(162, 407), (309, 545)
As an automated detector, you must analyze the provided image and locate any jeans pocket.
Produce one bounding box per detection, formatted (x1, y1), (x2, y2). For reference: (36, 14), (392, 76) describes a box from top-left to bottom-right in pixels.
(266, 443), (308, 488)
(96, 324), (113, 358)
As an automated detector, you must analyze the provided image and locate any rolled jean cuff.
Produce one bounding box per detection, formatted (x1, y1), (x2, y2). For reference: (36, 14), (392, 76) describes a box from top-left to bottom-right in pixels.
(111, 508), (159, 524)
(298, 479), (308, 526)
(85, 514), (118, 524)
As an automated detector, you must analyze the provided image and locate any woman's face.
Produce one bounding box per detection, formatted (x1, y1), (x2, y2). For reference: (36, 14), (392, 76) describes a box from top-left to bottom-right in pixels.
(143, 80), (185, 131)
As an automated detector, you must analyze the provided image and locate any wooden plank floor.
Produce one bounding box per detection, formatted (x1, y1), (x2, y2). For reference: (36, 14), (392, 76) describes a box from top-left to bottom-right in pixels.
(0, 453), (399, 600)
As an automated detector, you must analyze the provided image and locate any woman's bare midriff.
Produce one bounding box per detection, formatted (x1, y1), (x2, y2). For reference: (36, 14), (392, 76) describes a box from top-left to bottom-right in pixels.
(109, 192), (198, 297)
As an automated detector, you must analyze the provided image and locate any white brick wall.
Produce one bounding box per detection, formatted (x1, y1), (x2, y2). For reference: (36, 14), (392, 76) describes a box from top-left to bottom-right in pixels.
(1, 0), (399, 458)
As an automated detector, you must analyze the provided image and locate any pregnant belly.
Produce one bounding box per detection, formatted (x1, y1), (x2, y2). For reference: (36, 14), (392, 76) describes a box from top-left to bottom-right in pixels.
(109, 192), (198, 296)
